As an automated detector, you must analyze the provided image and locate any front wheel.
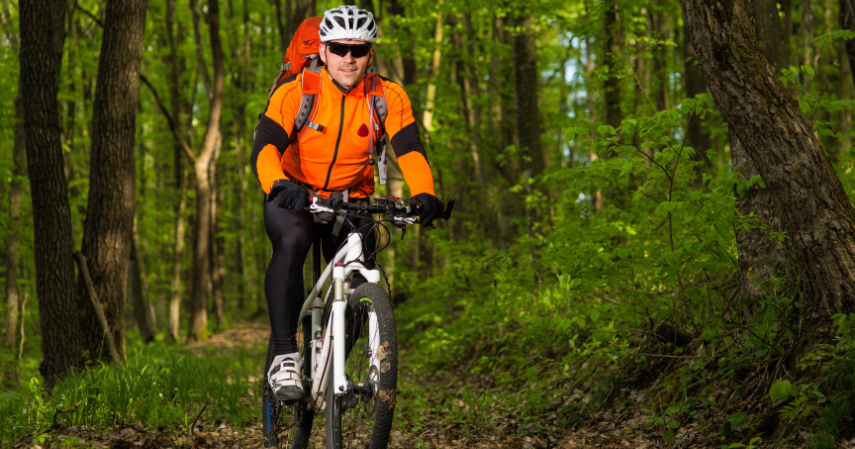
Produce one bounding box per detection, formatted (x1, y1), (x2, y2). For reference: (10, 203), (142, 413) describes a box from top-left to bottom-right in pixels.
(325, 283), (398, 449)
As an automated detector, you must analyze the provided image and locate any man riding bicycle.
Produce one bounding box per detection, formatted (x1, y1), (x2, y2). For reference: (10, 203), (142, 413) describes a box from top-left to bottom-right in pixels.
(251, 5), (443, 404)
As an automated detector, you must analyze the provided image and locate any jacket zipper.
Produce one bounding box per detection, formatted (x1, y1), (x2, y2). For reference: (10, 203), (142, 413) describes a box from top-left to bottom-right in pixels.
(323, 94), (346, 190)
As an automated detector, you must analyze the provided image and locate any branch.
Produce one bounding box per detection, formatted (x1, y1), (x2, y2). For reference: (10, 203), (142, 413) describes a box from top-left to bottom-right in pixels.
(73, 1), (104, 28)
(189, 398), (210, 435)
(72, 252), (124, 367)
(139, 74), (197, 161)
(52, 400), (82, 429)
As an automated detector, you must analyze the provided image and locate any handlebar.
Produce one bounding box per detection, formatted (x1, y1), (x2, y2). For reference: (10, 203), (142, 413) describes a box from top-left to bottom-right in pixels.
(312, 193), (456, 225)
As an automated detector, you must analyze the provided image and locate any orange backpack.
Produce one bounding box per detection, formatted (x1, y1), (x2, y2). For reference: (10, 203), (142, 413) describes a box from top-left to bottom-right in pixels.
(266, 17), (324, 98)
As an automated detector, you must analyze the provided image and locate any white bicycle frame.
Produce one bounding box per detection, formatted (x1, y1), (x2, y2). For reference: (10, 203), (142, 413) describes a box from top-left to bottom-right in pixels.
(296, 202), (386, 411)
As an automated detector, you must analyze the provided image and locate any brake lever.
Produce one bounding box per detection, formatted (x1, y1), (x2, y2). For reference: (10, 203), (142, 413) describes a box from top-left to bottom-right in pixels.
(443, 197), (456, 220)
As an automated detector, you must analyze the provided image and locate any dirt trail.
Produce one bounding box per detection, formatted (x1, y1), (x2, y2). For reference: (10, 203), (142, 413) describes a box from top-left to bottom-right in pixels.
(11, 322), (688, 448)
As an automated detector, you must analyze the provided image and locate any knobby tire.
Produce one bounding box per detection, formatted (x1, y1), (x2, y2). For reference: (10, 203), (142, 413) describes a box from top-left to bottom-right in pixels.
(325, 282), (398, 449)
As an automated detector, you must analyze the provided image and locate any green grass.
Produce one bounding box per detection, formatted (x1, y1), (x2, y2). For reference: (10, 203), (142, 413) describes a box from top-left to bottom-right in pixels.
(0, 341), (262, 442)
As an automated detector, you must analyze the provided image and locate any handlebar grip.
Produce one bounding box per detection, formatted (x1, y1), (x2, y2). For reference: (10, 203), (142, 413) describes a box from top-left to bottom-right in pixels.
(410, 197), (456, 220)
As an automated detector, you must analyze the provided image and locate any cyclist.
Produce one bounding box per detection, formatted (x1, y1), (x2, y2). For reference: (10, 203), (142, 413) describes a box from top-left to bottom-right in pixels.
(251, 5), (444, 403)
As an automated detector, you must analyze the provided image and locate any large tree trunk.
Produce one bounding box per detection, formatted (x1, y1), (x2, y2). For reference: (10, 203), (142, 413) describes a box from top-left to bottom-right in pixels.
(3, 83), (25, 388)
(76, 0), (148, 364)
(681, 0), (855, 344)
(188, 0), (226, 342)
(19, 0), (83, 388)
(731, 0), (793, 308)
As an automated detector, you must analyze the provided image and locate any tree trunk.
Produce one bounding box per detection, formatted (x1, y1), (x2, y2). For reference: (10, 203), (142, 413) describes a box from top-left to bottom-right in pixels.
(603, 0), (622, 132)
(681, 0), (855, 343)
(272, 0), (288, 53)
(841, 0), (855, 86)
(169, 169), (189, 341)
(19, 0), (82, 388)
(188, 0), (226, 342)
(652, 2), (669, 111)
(208, 137), (226, 330)
(76, 0), (148, 364)
(749, 0), (789, 71)
(731, 0), (793, 308)
(166, 0), (184, 191)
(682, 19), (712, 173)
(130, 227), (155, 343)
(584, 7), (604, 211)
(513, 14), (546, 242)
(3, 83), (25, 388)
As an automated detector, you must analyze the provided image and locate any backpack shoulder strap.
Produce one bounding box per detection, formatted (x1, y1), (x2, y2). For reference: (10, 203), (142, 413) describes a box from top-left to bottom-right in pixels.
(291, 68), (323, 145)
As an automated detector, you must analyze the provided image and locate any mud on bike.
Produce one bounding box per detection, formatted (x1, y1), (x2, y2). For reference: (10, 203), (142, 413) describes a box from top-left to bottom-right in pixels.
(262, 193), (455, 449)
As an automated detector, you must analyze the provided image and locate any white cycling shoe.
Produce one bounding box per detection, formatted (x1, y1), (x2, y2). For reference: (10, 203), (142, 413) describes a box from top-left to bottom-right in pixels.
(268, 353), (305, 403)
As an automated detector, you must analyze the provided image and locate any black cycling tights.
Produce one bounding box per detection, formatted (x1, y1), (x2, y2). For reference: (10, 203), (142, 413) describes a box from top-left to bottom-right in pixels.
(263, 199), (376, 356)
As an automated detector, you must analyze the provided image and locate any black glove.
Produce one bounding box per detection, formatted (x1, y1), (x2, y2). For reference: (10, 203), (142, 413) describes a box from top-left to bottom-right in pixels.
(410, 193), (444, 228)
(267, 179), (309, 212)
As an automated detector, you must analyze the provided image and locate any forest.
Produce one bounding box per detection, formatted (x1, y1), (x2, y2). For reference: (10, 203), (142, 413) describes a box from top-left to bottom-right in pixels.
(2, 0), (855, 446)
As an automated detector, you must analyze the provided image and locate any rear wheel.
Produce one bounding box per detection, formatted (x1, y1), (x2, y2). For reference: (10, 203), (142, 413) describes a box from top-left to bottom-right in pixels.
(262, 317), (314, 449)
(325, 283), (397, 449)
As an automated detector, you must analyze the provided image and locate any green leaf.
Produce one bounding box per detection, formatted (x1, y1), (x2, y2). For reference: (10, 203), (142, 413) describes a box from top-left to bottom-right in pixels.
(589, 308), (600, 321)
(801, 65), (815, 80)
(769, 380), (795, 402)
(597, 124), (616, 135)
(566, 131), (576, 142)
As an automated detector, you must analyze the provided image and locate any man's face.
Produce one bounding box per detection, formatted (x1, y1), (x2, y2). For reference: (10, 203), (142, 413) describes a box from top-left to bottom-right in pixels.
(319, 39), (374, 90)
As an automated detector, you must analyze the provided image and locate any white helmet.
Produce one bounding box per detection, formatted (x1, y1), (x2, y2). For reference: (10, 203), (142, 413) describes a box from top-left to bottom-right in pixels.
(319, 6), (378, 43)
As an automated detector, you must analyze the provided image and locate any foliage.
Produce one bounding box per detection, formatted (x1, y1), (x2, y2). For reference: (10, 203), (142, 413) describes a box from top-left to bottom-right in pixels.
(0, 342), (260, 442)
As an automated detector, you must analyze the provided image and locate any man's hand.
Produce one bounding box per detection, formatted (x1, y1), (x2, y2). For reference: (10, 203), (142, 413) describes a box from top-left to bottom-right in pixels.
(410, 193), (445, 228)
(268, 179), (309, 212)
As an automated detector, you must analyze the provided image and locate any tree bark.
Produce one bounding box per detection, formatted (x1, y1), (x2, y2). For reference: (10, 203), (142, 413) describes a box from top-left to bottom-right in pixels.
(513, 16), (546, 176)
(513, 14), (547, 243)
(842, 0), (855, 87)
(76, 0), (148, 364)
(169, 169), (189, 341)
(165, 0), (184, 191)
(681, 0), (855, 342)
(748, 0), (789, 71)
(130, 228), (155, 343)
(272, 0), (288, 53)
(3, 82), (25, 388)
(208, 137), (226, 330)
(603, 0), (623, 131)
(682, 19), (712, 172)
(652, 0), (670, 111)
(20, 0), (83, 388)
(188, 0), (226, 342)
(730, 0), (793, 308)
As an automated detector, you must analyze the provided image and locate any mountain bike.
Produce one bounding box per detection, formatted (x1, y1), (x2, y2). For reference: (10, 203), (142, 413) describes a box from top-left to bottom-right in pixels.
(262, 193), (455, 449)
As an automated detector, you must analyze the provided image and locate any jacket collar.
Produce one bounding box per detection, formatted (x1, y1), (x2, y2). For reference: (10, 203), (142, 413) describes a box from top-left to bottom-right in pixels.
(322, 67), (370, 95)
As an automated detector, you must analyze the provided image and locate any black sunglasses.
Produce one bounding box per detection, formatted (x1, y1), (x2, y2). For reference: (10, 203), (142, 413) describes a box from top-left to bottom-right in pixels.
(326, 42), (372, 59)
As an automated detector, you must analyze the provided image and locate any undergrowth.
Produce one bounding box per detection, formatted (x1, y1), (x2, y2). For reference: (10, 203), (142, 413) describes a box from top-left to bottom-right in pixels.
(392, 89), (855, 447)
(0, 343), (259, 443)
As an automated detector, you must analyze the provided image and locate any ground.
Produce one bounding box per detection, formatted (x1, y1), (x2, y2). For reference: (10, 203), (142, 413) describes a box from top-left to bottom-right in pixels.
(6, 322), (834, 449)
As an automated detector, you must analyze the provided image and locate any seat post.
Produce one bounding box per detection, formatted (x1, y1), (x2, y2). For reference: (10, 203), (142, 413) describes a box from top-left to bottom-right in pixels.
(313, 233), (321, 285)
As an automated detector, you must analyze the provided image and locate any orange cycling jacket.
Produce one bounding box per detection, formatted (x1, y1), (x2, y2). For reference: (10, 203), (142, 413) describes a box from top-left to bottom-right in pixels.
(251, 68), (435, 198)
